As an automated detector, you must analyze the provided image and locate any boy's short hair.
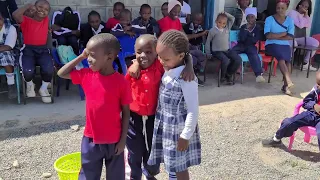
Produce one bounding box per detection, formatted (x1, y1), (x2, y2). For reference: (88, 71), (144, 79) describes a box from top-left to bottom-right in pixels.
(88, 10), (101, 20)
(89, 33), (120, 54)
(35, 0), (50, 6)
(162, 2), (168, 7)
(119, 9), (132, 19)
(113, 2), (125, 9)
(140, 4), (151, 12)
(192, 13), (203, 20)
(135, 34), (157, 49)
(216, 13), (228, 20)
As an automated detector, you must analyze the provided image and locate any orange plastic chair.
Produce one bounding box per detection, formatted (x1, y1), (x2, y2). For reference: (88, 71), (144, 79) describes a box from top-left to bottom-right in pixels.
(287, 100), (317, 151)
(257, 41), (278, 76)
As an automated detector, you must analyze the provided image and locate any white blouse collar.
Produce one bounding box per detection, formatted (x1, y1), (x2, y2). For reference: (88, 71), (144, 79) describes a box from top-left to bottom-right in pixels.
(162, 65), (185, 84)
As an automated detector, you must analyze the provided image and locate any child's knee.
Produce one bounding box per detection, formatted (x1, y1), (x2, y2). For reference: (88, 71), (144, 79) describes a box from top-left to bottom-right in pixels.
(22, 68), (34, 82)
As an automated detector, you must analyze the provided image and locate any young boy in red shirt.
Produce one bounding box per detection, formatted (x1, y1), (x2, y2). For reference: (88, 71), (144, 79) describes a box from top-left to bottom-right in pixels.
(158, 0), (183, 34)
(13, 0), (53, 103)
(57, 33), (132, 180)
(106, 2), (125, 31)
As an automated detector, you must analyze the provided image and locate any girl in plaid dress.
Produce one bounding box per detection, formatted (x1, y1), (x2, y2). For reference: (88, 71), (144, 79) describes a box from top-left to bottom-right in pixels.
(147, 30), (201, 180)
(0, 13), (17, 99)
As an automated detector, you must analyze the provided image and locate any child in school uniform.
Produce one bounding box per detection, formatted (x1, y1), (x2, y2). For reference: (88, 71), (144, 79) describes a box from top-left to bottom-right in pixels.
(132, 4), (160, 37)
(0, 12), (17, 99)
(205, 12), (242, 85)
(147, 30), (201, 180)
(13, 0), (54, 103)
(57, 33), (132, 180)
(106, 2), (125, 31)
(126, 34), (195, 180)
(232, 7), (265, 83)
(183, 13), (208, 85)
(262, 72), (320, 151)
(111, 9), (146, 38)
(161, 2), (169, 18)
(158, 0), (183, 34)
(80, 10), (108, 48)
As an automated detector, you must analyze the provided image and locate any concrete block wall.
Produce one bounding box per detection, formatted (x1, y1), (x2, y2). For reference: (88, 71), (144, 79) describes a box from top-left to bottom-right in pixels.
(16, 0), (167, 23)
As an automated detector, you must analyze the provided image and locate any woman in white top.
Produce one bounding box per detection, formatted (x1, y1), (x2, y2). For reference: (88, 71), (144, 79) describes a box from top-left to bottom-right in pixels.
(287, 0), (319, 71)
(0, 12), (17, 99)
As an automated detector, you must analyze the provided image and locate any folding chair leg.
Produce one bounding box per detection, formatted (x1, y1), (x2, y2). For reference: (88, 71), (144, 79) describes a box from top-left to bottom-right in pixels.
(22, 78), (26, 105)
(15, 68), (21, 104)
(241, 61), (244, 84)
(218, 67), (221, 87)
(56, 76), (61, 97)
(51, 75), (55, 104)
(66, 79), (70, 90)
(306, 51), (312, 78)
(268, 57), (274, 83)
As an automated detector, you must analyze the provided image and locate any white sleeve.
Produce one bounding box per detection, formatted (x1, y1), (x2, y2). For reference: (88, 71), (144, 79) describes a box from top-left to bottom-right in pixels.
(4, 26), (17, 49)
(187, 4), (191, 14)
(180, 79), (199, 140)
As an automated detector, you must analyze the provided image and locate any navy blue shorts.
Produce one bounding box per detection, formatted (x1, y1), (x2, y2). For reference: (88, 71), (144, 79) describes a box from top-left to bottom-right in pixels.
(78, 136), (126, 180)
(265, 44), (292, 62)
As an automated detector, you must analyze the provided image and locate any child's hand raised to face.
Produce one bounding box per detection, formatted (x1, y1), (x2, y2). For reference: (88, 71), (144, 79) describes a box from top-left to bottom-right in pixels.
(80, 48), (89, 59)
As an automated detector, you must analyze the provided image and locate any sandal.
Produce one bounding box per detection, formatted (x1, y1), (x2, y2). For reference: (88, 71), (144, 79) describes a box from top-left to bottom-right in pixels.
(281, 86), (293, 96)
(287, 82), (294, 89)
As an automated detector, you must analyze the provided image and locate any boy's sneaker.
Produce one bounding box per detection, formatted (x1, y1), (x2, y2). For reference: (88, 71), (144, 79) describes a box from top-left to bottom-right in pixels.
(256, 75), (265, 83)
(8, 85), (17, 99)
(262, 138), (282, 147)
(39, 89), (52, 103)
(26, 83), (36, 97)
(303, 63), (317, 71)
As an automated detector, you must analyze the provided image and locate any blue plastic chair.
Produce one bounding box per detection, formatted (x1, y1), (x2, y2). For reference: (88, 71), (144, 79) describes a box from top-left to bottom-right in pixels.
(229, 30), (263, 84)
(52, 48), (85, 101)
(117, 36), (137, 75)
(0, 65), (21, 104)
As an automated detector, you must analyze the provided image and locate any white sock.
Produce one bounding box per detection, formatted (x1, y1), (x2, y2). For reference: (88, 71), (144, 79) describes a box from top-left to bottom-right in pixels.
(5, 73), (15, 85)
(168, 172), (177, 180)
(26, 80), (33, 86)
(40, 81), (49, 90)
(273, 135), (280, 142)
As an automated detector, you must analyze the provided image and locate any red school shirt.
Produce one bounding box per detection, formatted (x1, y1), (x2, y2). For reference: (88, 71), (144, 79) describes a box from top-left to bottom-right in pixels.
(125, 59), (164, 116)
(70, 68), (132, 144)
(106, 17), (120, 30)
(158, 16), (182, 34)
(20, 16), (48, 46)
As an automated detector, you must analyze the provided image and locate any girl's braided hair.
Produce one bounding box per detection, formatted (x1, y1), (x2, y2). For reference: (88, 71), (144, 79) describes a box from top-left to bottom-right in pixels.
(158, 30), (189, 60)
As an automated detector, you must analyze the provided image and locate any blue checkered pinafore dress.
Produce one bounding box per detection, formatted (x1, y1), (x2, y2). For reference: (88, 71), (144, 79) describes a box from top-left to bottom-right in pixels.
(147, 73), (201, 173)
(0, 19), (15, 67)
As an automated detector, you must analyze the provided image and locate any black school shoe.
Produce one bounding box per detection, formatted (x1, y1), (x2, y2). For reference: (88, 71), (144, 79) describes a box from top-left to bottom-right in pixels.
(225, 74), (234, 85)
(8, 84), (17, 99)
(261, 138), (282, 147)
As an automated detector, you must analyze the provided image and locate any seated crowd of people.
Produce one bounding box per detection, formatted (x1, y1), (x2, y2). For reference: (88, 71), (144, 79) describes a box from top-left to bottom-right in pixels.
(0, 0), (319, 103)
